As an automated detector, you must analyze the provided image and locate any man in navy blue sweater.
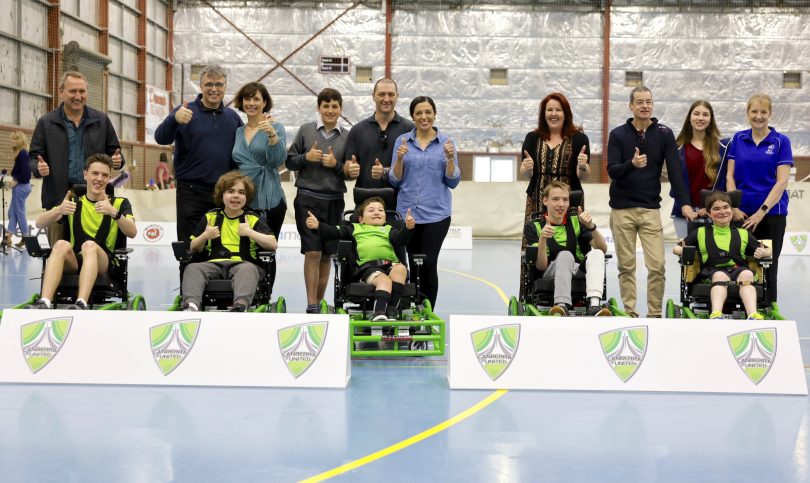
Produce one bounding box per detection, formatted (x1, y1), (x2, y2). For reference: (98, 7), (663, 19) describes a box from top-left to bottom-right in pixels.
(607, 87), (695, 318)
(155, 64), (243, 243)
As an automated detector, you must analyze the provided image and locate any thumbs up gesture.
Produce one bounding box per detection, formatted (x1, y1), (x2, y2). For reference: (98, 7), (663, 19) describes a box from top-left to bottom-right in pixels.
(577, 145), (588, 167)
(322, 147), (337, 168)
(95, 196), (115, 216)
(371, 158), (384, 180)
(443, 140), (455, 161)
(632, 147), (647, 168)
(396, 143), (408, 162)
(305, 210), (319, 230)
(521, 150), (534, 177)
(59, 191), (76, 216)
(203, 221), (220, 240)
(111, 148), (122, 169)
(405, 208), (415, 229)
(237, 221), (252, 237)
(345, 155), (360, 179)
(37, 155), (50, 177)
(175, 100), (193, 124)
(306, 141), (323, 163)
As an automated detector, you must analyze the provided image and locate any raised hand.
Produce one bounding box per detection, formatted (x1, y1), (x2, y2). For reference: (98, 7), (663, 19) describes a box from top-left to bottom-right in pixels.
(521, 150), (534, 176)
(579, 208), (595, 229)
(111, 149), (122, 169)
(322, 147), (337, 168)
(577, 145), (588, 170)
(632, 147), (647, 168)
(405, 208), (415, 229)
(237, 221), (251, 237)
(203, 222), (220, 240)
(258, 113), (278, 142)
(175, 100), (193, 124)
(37, 155), (50, 177)
(306, 141), (323, 163)
(346, 155), (360, 179)
(396, 144), (408, 162)
(95, 196), (115, 216)
(443, 140), (455, 161)
(59, 192), (76, 216)
(541, 223), (555, 239)
(370, 158), (384, 179)
(305, 210), (319, 230)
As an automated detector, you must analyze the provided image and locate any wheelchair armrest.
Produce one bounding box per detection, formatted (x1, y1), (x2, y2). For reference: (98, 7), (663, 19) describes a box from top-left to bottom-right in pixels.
(523, 246), (538, 266)
(756, 256), (772, 269)
(411, 253), (426, 266)
(336, 240), (352, 262)
(113, 247), (132, 261)
(172, 241), (190, 262)
(257, 251), (275, 263)
(679, 246), (696, 265)
(23, 236), (49, 258)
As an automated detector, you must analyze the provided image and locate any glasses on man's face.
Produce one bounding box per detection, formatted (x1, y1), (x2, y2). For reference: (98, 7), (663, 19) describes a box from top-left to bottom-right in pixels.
(203, 82), (225, 89)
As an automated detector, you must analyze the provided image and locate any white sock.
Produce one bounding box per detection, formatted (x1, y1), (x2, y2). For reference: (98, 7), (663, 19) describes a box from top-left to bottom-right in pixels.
(186, 302), (199, 311)
(590, 297), (600, 307)
(76, 298), (87, 306)
(40, 297), (52, 308)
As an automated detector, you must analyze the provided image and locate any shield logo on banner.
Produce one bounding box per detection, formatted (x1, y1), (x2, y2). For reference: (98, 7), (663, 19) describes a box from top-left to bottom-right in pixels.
(471, 324), (520, 381)
(278, 322), (328, 378)
(150, 320), (201, 376)
(790, 234), (807, 253)
(21, 317), (73, 374)
(728, 328), (777, 385)
(599, 326), (648, 382)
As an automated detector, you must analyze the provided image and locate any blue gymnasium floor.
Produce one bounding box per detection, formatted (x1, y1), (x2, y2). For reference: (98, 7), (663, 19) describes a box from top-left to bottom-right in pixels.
(1, 239), (809, 482)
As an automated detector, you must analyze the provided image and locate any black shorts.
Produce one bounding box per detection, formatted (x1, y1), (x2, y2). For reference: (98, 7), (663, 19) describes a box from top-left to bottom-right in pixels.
(700, 265), (750, 281)
(294, 192), (344, 255)
(355, 261), (400, 284)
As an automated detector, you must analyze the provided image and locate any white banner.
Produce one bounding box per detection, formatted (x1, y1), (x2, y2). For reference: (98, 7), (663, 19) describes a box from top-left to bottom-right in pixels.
(132, 221), (176, 246)
(448, 315), (807, 395)
(145, 85), (171, 145)
(0, 310), (350, 388)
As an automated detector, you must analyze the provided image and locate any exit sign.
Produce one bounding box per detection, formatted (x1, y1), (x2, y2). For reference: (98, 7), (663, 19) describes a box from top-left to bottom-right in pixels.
(319, 56), (350, 74)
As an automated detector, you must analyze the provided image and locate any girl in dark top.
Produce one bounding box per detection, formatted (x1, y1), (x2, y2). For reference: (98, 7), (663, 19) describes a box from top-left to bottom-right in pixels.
(519, 92), (590, 298)
(5, 131), (31, 247)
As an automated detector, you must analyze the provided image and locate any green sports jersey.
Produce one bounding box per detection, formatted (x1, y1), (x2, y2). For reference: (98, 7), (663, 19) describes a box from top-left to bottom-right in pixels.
(67, 195), (132, 253)
(352, 223), (398, 266)
(193, 210), (268, 262)
(695, 225), (750, 267)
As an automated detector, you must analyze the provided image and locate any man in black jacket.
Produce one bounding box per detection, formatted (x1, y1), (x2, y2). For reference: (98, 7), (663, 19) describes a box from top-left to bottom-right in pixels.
(607, 87), (694, 318)
(30, 71), (124, 245)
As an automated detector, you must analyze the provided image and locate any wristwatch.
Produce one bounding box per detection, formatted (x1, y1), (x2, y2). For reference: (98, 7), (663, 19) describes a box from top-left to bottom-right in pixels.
(759, 204), (769, 213)
(585, 223), (597, 231)
(113, 209), (122, 220)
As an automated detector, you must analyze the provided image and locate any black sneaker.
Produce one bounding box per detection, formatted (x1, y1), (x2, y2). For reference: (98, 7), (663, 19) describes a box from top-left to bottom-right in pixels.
(587, 305), (612, 317)
(549, 304), (569, 317)
(305, 304), (320, 314)
(229, 303), (247, 312)
(385, 307), (399, 321)
(25, 299), (50, 309)
(67, 300), (88, 310)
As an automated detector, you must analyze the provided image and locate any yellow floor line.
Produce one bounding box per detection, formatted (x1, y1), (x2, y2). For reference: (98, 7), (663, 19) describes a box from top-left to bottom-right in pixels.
(298, 267), (512, 482)
(299, 389), (508, 482)
(439, 267), (510, 305)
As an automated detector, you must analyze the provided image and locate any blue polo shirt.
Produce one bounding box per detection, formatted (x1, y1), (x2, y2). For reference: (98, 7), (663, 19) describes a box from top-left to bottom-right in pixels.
(727, 127), (793, 215)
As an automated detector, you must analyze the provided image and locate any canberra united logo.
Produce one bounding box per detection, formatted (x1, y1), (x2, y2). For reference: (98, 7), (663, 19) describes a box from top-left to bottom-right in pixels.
(278, 322), (327, 378)
(150, 320), (200, 376)
(790, 234), (807, 253)
(471, 325), (520, 381)
(21, 317), (73, 373)
(728, 328), (776, 385)
(599, 326), (648, 382)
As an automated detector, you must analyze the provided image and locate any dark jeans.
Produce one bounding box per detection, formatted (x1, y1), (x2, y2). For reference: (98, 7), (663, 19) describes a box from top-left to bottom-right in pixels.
(176, 181), (216, 244)
(753, 214), (786, 303)
(406, 217), (451, 309)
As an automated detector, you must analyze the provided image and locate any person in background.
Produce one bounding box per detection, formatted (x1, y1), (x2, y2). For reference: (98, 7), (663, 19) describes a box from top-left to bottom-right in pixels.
(726, 93), (792, 304)
(389, 96), (460, 309)
(671, 100), (729, 238)
(286, 88), (348, 313)
(155, 153), (171, 190)
(4, 131), (31, 248)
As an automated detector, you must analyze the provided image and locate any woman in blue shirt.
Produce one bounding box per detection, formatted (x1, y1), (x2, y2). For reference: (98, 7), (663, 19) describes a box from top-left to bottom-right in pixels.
(4, 131), (31, 247)
(389, 96), (461, 308)
(232, 82), (287, 237)
(726, 93), (793, 303)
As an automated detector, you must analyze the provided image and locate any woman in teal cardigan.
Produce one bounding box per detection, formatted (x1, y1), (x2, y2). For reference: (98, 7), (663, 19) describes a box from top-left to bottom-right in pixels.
(232, 82), (287, 237)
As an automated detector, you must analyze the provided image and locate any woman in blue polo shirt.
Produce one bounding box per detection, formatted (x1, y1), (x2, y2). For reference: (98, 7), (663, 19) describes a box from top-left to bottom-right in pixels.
(389, 96), (461, 309)
(726, 93), (792, 303)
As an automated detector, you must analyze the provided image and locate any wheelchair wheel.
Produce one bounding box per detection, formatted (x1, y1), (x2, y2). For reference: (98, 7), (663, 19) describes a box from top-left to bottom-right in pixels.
(274, 297), (287, 314)
(508, 296), (525, 316)
(127, 295), (146, 311)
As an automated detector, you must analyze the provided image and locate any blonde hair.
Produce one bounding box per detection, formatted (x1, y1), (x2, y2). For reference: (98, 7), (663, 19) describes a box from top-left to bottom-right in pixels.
(747, 93), (772, 113)
(10, 131), (28, 156)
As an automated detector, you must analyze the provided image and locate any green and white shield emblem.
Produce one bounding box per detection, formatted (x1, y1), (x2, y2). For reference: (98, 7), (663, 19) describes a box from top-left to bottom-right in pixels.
(21, 317), (73, 374)
(151, 320), (201, 376)
(471, 324), (520, 381)
(278, 322), (328, 378)
(599, 326), (648, 382)
(790, 234), (807, 253)
(728, 328), (776, 385)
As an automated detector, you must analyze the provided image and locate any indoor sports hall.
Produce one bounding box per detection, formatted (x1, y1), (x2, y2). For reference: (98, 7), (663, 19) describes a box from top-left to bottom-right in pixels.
(1, 1), (809, 482)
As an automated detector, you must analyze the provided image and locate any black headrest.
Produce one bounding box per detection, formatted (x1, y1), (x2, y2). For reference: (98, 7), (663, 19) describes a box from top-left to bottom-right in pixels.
(700, 190), (742, 209)
(353, 187), (396, 211)
(70, 183), (115, 198)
